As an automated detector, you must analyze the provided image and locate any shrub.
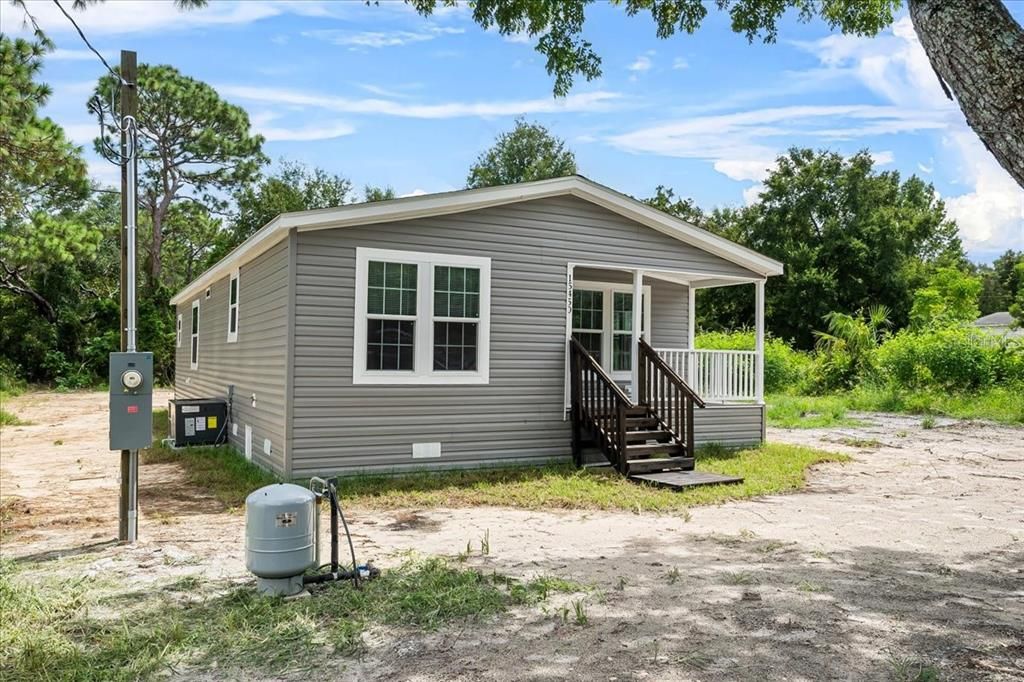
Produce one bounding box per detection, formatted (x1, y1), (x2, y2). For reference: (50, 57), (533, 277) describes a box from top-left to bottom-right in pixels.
(875, 326), (996, 390)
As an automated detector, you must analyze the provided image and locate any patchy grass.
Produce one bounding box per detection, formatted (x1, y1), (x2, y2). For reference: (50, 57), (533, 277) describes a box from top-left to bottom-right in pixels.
(141, 408), (276, 509)
(0, 557), (580, 680)
(144, 405), (843, 514)
(0, 408), (26, 426)
(767, 394), (865, 429)
(336, 443), (847, 513)
(769, 385), (1024, 428)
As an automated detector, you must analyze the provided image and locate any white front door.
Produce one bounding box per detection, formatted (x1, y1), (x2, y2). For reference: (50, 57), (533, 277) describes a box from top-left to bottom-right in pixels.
(571, 281), (651, 382)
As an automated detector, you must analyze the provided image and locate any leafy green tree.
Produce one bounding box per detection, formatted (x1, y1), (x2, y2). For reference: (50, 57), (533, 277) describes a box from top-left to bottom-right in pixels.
(411, 0), (1024, 190)
(0, 36), (92, 322)
(648, 149), (963, 346)
(1010, 262), (1024, 327)
(364, 185), (397, 202)
(204, 161), (353, 268)
(466, 119), (577, 189)
(909, 266), (981, 328)
(90, 64), (267, 288)
(743, 148), (959, 347)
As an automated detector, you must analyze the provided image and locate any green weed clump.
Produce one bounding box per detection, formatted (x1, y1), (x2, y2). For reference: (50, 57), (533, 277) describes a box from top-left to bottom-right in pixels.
(0, 557), (580, 680)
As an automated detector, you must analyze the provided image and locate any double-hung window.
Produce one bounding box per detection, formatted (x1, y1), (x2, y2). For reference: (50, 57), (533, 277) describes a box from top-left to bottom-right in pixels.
(354, 248), (490, 384)
(226, 269), (239, 343)
(190, 300), (200, 369)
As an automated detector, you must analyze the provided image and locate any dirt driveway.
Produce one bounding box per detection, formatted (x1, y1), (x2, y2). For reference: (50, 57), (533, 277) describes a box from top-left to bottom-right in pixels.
(2, 391), (1023, 680)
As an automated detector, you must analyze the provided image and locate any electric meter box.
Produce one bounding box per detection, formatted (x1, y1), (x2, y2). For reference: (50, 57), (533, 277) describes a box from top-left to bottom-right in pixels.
(168, 398), (228, 447)
(109, 352), (154, 451)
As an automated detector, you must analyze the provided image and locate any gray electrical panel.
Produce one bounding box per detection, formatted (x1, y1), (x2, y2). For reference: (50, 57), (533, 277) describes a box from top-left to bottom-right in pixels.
(109, 352), (153, 450)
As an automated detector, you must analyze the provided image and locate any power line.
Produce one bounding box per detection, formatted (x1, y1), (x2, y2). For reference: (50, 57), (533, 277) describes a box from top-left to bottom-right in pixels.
(51, 0), (126, 84)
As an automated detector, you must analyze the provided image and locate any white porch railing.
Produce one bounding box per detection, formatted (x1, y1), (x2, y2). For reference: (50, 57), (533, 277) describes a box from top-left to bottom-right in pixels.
(654, 348), (760, 403)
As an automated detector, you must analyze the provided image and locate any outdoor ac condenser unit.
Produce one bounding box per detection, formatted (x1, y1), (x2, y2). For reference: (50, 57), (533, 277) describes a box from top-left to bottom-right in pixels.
(168, 398), (228, 447)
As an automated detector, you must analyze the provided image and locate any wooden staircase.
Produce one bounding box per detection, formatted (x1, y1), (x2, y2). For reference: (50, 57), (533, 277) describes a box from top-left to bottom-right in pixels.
(569, 338), (706, 477)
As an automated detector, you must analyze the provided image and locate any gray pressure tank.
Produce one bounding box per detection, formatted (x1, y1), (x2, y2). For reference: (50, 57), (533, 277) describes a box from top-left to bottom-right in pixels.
(245, 483), (318, 596)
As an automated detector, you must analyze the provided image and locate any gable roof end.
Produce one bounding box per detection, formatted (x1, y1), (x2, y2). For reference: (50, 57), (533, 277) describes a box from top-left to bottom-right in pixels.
(170, 175), (783, 305)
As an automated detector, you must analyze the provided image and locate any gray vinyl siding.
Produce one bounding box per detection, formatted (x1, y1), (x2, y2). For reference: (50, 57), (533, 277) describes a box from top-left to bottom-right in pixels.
(693, 404), (765, 448)
(174, 240), (290, 473)
(291, 196), (759, 476)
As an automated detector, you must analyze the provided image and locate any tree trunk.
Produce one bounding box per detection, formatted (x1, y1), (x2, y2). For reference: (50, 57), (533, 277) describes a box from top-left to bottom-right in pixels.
(909, 0), (1024, 189)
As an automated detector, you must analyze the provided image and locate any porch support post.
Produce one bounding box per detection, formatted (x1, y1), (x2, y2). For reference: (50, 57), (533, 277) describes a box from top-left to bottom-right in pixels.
(631, 268), (644, 405)
(755, 279), (765, 403)
(687, 285), (695, 349)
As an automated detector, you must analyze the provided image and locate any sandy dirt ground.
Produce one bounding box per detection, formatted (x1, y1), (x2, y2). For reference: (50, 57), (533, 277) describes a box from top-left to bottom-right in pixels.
(1, 391), (1023, 680)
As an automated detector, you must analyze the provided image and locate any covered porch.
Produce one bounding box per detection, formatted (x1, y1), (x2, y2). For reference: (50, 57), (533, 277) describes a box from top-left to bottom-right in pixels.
(566, 261), (767, 406)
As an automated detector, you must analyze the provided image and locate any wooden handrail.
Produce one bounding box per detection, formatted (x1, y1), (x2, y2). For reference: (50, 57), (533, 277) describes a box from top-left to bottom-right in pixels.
(569, 338), (631, 473)
(569, 338), (631, 403)
(638, 339), (706, 408)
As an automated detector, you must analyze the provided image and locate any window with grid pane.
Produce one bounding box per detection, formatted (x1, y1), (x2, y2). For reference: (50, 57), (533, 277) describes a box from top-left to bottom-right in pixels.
(434, 265), (480, 371)
(571, 289), (603, 364)
(366, 260), (417, 371)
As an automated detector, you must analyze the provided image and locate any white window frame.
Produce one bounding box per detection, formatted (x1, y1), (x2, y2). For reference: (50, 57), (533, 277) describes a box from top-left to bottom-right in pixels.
(190, 299), (200, 370)
(353, 247), (491, 385)
(572, 280), (651, 381)
(226, 268), (239, 343)
(176, 314), (182, 348)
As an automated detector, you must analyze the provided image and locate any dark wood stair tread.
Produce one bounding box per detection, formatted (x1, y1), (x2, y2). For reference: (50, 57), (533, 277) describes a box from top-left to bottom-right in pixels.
(624, 430), (672, 443)
(626, 456), (695, 475)
(624, 443), (685, 458)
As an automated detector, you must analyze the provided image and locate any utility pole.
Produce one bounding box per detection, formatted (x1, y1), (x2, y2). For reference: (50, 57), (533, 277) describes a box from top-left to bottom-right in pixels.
(118, 50), (138, 543)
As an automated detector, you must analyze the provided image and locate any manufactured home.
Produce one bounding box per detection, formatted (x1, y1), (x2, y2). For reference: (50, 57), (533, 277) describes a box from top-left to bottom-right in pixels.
(170, 176), (783, 479)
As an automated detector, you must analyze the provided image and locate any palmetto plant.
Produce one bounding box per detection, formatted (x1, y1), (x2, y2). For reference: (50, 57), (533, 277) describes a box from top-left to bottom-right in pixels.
(813, 306), (891, 389)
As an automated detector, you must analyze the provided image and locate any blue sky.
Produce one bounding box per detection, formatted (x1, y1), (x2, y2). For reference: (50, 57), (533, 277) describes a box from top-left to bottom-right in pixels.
(4, 0), (1022, 262)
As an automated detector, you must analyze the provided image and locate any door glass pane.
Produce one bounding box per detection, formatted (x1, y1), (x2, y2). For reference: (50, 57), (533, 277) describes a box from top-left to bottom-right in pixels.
(613, 292), (632, 332)
(572, 290), (603, 330)
(613, 334), (632, 372)
(572, 331), (602, 364)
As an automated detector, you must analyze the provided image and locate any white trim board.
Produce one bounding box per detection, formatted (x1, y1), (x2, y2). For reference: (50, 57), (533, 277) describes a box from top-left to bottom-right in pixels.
(170, 175), (783, 305)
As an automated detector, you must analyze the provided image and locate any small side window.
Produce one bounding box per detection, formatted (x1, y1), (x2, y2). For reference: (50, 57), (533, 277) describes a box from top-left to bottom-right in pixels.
(176, 314), (182, 348)
(190, 300), (200, 369)
(227, 269), (239, 343)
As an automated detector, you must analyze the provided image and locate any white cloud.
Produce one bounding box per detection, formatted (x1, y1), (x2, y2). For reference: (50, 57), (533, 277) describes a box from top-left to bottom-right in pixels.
(1, 0), (320, 36)
(258, 121), (356, 142)
(303, 26), (464, 48)
(400, 188), (429, 198)
(87, 159), (120, 188)
(871, 150), (895, 166)
(47, 48), (111, 61)
(943, 131), (1024, 253)
(628, 55), (652, 73)
(713, 159), (775, 183)
(672, 57), (689, 70)
(62, 121), (101, 146)
(219, 85), (623, 119)
(794, 15), (1024, 254)
(742, 184), (765, 206)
